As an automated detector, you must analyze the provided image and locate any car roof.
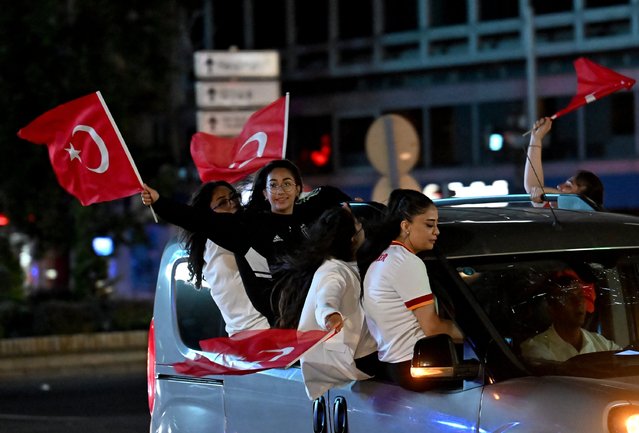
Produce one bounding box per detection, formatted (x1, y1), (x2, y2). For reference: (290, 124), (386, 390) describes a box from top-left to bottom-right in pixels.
(433, 205), (639, 259)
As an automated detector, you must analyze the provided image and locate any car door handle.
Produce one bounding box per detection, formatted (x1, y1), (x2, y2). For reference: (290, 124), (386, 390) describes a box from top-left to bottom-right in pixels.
(312, 396), (327, 433)
(333, 396), (348, 433)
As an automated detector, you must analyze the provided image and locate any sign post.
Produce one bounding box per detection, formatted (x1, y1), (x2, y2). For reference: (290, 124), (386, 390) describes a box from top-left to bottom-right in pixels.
(365, 114), (421, 202)
(194, 50), (281, 136)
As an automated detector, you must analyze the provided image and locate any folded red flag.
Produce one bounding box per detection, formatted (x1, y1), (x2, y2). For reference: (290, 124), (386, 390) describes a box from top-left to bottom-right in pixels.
(17, 91), (143, 205)
(190, 95), (289, 184)
(172, 328), (331, 376)
(552, 58), (636, 120)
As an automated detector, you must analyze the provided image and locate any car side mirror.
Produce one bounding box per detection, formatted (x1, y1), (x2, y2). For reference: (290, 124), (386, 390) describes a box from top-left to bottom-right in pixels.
(410, 334), (480, 380)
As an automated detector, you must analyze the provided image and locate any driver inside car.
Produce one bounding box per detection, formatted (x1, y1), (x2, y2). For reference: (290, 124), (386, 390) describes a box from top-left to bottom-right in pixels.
(520, 271), (621, 362)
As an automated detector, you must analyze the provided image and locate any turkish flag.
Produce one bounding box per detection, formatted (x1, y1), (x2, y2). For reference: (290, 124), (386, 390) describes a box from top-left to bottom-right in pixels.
(551, 58), (636, 119)
(172, 328), (332, 376)
(190, 95), (289, 184)
(17, 91), (143, 205)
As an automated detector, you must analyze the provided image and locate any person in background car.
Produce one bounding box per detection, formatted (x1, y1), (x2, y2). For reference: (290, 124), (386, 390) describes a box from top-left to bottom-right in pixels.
(275, 205), (379, 400)
(524, 117), (604, 208)
(359, 189), (463, 391)
(180, 181), (270, 336)
(520, 271), (621, 362)
(141, 159), (351, 323)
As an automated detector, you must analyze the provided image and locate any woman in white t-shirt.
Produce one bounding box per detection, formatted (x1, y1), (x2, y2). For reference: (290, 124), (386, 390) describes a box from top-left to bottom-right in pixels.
(181, 181), (270, 336)
(359, 189), (462, 391)
(275, 205), (380, 399)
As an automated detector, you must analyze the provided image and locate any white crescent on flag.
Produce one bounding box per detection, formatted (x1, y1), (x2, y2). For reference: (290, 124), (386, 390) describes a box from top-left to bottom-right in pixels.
(259, 346), (295, 362)
(68, 124), (110, 173)
(229, 131), (268, 169)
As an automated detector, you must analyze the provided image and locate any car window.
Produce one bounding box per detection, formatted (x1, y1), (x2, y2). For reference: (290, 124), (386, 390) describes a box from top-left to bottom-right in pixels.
(173, 259), (227, 349)
(456, 250), (639, 378)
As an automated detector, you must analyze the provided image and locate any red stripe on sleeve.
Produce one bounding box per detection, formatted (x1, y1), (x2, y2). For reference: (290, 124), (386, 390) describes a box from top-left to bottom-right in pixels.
(405, 293), (434, 310)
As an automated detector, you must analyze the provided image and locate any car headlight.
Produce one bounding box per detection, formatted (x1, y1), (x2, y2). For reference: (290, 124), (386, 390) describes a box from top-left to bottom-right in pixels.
(608, 404), (639, 433)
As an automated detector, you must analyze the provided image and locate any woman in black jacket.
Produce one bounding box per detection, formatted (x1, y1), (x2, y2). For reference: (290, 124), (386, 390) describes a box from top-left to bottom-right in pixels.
(141, 159), (351, 323)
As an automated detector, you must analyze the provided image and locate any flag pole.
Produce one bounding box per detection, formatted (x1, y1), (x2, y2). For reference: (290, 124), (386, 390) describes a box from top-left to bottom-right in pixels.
(281, 92), (290, 158)
(523, 1), (537, 138)
(96, 91), (158, 223)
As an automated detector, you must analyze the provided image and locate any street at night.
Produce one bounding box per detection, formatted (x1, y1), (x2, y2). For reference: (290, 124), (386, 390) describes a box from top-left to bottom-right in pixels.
(0, 370), (149, 433)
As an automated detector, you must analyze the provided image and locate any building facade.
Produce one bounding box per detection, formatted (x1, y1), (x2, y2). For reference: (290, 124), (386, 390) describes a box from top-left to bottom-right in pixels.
(202, 0), (639, 210)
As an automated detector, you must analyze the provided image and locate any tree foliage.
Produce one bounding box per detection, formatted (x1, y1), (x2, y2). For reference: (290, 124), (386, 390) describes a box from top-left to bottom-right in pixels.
(0, 1), (197, 294)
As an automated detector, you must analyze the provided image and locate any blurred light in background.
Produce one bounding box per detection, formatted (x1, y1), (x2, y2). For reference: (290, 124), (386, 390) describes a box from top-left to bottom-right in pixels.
(92, 236), (114, 256)
(489, 133), (504, 152)
(448, 180), (509, 197)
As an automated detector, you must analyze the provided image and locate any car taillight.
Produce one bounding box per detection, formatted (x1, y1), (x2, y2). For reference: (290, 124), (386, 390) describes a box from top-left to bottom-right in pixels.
(147, 318), (156, 414)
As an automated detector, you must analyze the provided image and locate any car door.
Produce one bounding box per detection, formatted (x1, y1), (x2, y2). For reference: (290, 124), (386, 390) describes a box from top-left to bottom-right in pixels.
(324, 341), (484, 433)
(224, 365), (314, 433)
(325, 377), (483, 433)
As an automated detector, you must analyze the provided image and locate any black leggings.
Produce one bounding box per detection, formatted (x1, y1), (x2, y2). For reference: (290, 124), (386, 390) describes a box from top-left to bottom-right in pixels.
(354, 352), (380, 377)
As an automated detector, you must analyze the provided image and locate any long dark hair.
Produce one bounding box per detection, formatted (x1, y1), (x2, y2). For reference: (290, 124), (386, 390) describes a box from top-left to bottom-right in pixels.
(180, 181), (238, 288)
(574, 170), (604, 207)
(357, 189), (435, 287)
(274, 206), (358, 328)
(246, 159), (303, 212)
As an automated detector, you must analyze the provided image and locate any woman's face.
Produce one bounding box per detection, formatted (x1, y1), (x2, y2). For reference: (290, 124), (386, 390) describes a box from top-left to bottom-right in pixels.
(557, 176), (583, 194)
(402, 205), (440, 253)
(210, 186), (240, 214)
(262, 167), (301, 214)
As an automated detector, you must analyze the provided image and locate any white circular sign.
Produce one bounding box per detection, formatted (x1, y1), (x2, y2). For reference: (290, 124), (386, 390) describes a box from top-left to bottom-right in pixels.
(365, 114), (420, 176)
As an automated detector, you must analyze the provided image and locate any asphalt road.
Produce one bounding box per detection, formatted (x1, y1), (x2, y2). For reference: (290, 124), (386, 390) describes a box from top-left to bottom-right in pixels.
(0, 370), (149, 433)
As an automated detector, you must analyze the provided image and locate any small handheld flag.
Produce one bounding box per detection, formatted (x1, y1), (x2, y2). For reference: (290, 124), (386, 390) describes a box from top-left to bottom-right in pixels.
(18, 92), (145, 206)
(523, 58), (635, 136)
(190, 94), (289, 184)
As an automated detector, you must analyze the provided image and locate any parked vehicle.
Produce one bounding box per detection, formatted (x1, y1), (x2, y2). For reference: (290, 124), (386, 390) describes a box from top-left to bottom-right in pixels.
(148, 194), (639, 433)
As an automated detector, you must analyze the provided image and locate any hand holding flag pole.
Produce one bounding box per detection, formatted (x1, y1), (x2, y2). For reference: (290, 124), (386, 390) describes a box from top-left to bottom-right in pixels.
(17, 91), (157, 222)
(522, 57), (635, 136)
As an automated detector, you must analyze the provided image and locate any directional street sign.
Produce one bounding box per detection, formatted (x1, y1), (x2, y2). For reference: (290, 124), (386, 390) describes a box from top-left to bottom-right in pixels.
(195, 81), (281, 108)
(194, 50), (280, 79)
(193, 50), (281, 136)
(196, 110), (255, 136)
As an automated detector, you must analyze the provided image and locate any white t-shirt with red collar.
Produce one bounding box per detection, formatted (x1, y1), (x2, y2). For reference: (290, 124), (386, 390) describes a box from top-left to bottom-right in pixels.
(362, 241), (434, 363)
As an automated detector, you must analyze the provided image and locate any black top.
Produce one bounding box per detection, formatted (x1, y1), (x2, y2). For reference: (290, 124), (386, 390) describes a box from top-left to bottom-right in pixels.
(153, 186), (351, 323)
(153, 185), (351, 271)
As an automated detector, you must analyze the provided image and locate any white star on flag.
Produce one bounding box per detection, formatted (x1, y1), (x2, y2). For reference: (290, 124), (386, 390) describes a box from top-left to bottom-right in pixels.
(65, 143), (81, 161)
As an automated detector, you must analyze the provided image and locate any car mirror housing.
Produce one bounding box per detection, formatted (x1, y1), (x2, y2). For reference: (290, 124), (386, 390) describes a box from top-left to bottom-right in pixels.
(410, 334), (480, 380)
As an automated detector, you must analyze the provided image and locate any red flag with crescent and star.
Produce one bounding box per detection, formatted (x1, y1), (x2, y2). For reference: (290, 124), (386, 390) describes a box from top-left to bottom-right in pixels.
(551, 57), (636, 120)
(190, 94), (289, 184)
(17, 91), (144, 206)
(172, 328), (332, 376)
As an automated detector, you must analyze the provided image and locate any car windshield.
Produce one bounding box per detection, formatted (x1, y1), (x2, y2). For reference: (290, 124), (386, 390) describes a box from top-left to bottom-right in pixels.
(457, 248), (639, 378)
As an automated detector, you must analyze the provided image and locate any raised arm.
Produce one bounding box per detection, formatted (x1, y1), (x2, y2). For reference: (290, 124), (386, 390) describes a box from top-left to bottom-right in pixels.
(141, 184), (250, 255)
(524, 117), (559, 203)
